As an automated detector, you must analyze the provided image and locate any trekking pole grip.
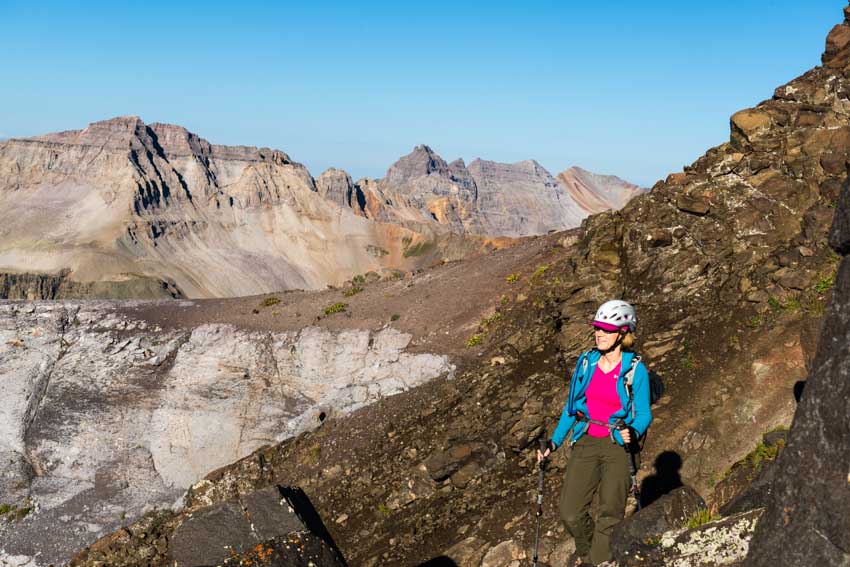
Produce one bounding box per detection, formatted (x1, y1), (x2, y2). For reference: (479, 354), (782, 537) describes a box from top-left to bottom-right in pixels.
(538, 436), (549, 469)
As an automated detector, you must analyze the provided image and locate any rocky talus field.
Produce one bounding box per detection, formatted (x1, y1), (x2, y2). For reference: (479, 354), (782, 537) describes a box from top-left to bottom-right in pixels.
(4, 5), (850, 567)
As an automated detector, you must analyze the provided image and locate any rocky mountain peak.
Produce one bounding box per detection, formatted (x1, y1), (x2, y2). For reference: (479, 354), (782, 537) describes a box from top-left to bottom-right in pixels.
(467, 157), (559, 190)
(146, 122), (211, 158)
(316, 167), (356, 208)
(30, 115), (147, 149)
(385, 144), (451, 185)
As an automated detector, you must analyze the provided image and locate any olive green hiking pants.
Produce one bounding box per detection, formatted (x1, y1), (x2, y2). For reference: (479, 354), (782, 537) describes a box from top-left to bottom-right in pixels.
(559, 434), (631, 565)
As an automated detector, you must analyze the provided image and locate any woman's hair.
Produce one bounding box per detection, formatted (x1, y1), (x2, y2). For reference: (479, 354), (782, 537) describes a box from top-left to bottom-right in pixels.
(621, 332), (635, 351)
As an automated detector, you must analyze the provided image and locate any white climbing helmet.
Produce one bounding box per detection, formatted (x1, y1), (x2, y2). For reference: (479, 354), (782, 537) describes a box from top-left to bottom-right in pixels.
(592, 300), (637, 332)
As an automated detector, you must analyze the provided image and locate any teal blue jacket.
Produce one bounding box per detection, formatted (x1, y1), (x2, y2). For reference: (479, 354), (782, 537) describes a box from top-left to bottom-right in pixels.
(551, 349), (652, 449)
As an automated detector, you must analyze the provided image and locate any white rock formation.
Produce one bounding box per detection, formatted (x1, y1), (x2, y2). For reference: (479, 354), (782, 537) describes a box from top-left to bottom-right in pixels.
(0, 301), (454, 566)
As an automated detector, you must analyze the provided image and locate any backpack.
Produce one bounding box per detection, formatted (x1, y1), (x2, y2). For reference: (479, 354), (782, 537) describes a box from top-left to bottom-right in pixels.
(622, 356), (663, 452)
(624, 355), (665, 408)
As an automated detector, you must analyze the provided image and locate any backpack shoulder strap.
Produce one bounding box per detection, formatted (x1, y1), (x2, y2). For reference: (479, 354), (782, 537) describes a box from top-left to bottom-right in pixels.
(624, 355), (642, 420)
(568, 351), (592, 415)
(625, 355), (642, 388)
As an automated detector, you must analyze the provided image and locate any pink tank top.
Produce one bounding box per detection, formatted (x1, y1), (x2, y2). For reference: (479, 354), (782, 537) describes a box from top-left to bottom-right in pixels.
(585, 361), (622, 437)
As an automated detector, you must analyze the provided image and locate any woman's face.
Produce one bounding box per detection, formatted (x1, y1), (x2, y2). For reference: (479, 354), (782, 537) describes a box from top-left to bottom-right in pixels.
(594, 326), (620, 351)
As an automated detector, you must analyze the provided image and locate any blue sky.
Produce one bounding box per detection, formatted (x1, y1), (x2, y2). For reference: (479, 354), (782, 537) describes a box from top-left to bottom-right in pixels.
(0, 1), (845, 186)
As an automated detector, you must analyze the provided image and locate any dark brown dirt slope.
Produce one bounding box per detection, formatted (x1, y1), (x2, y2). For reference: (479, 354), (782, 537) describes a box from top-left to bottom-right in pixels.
(71, 6), (850, 567)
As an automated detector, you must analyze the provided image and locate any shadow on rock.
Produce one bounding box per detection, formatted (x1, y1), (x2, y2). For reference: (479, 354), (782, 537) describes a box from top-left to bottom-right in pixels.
(639, 451), (683, 508)
(417, 557), (460, 566)
(279, 486), (348, 566)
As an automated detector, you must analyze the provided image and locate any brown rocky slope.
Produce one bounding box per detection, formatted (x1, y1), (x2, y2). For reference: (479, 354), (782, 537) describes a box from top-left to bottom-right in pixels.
(64, 6), (850, 567)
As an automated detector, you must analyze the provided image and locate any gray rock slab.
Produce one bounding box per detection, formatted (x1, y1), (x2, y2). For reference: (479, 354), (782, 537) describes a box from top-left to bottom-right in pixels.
(744, 205), (850, 563)
(829, 176), (850, 253)
(242, 487), (306, 541)
(613, 485), (707, 560)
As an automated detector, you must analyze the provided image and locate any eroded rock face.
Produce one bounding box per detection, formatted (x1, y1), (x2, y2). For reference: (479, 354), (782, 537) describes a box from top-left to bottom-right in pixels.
(316, 168), (356, 210)
(0, 301), (453, 567)
(0, 120), (642, 299)
(556, 166), (647, 215)
(0, 118), (482, 299)
(743, 173), (850, 563)
(357, 148), (642, 238)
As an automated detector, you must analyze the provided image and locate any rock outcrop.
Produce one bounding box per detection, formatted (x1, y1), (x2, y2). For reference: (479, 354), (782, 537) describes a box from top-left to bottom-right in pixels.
(344, 147), (640, 238)
(742, 20), (850, 559)
(69, 485), (346, 567)
(0, 301), (453, 566)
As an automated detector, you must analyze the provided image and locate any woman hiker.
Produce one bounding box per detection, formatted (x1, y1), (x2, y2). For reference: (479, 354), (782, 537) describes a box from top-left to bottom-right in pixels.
(537, 299), (652, 566)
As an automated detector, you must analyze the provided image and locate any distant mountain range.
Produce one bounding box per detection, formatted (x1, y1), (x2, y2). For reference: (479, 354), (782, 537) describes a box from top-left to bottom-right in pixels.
(0, 117), (645, 298)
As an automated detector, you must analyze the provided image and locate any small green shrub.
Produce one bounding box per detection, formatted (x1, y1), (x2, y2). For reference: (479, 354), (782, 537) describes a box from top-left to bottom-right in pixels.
(746, 315), (762, 328)
(377, 503), (392, 517)
(746, 438), (785, 471)
(260, 296), (281, 308)
(365, 245), (389, 257)
(403, 240), (435, 258)
(805, 298), (825, 316)
(324, 302), (348, 316)
(480, 312), (502, 328)
(767, 297), (782, 312)
(0, 503), (31, 523)
(391, 314), (400, 321)
(682, 352), (696, 370)
(531, 265), (549, 279)
(506, 273), (520, 283)
(685, 508), (719, 529)
(298, 444), (322, 466)
(466, 334), (483, 348)
(343, 286), (363, 297)
(815, 273), (835, 293)
(352, 274), (367, 286)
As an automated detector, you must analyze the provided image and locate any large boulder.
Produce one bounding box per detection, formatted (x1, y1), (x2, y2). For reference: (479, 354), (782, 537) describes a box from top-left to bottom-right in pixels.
(743, 176), (850, 563)
(72, 485), (346, 567)
(617, 508), (764, 567)
(612, 485), (707, 560)
(713, 430), (787, 516)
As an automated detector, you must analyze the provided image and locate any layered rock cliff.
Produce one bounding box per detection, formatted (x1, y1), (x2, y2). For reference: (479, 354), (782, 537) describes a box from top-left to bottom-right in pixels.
(334, 146), (642, 238)
(0, 120), (642, 300)
(0, 119), (492, 299)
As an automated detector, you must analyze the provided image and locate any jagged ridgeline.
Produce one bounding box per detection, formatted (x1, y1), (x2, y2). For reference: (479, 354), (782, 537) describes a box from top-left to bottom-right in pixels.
(0, 119), (642, 299)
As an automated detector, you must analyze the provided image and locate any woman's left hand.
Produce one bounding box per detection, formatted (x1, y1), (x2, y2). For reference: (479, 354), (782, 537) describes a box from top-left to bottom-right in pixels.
(619, 427), (631, 445)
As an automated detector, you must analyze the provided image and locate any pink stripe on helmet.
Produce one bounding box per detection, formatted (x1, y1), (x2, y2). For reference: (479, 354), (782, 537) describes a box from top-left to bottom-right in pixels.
(591, 320), (623, 331)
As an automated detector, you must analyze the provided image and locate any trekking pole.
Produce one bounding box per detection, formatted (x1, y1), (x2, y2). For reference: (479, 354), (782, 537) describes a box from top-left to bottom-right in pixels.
(629, 451), (641, 510)
(532, 436), (547, 567)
